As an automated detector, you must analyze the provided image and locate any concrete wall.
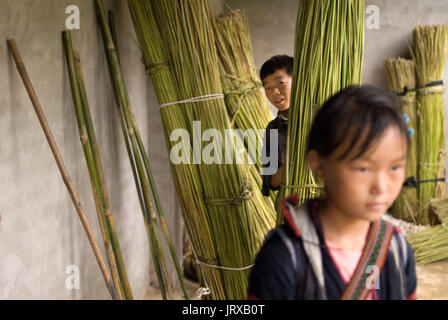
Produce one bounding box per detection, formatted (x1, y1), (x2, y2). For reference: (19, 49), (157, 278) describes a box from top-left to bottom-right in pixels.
(227, 0), (448, 114)
(0, 0), (183, 299)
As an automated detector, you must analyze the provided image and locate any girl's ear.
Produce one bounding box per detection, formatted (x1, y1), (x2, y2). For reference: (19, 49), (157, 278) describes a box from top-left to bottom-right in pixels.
(307, 150), (325, 180)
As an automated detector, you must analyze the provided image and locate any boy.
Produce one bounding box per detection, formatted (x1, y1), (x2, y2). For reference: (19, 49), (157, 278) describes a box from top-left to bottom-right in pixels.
(260, 55), (293, 197)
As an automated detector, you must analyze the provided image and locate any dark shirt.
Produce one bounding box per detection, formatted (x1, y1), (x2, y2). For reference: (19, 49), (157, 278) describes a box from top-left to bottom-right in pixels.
(247, 200), (418, 300)
(261, 116), (288, 196)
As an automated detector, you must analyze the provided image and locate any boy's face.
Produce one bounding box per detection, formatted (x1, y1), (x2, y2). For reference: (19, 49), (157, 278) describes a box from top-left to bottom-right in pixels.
(308, 126), (407, 222)
(262, 69), (292, 111)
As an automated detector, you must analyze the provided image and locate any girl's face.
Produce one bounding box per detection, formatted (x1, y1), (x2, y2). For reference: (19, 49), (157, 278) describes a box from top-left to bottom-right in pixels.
(308, 126), (408, 222)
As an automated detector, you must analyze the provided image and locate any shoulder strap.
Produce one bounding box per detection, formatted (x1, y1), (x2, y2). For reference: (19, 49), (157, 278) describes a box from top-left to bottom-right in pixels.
(389, 233), (408, 299)
(275, 227), (297, 271)
(284, 201), (327, 300)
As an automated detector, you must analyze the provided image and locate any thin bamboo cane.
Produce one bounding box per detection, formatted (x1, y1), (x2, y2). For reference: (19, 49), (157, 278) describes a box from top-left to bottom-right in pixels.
(62, 31), (125, 300)
(107, 10), (189, 299)
(73, 49), (134, 299)
(7, 38), (118, 300)
(94, 0), (175, 299)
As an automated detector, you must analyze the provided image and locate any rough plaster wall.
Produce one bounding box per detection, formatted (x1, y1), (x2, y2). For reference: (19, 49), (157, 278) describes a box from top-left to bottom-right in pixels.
(0, 0), (183, 299)
(227, 0), (448, 113)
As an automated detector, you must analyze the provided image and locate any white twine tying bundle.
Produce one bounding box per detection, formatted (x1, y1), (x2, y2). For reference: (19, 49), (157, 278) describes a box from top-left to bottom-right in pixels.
(187, 234), (254, 298)
(159, 94), (224, 108)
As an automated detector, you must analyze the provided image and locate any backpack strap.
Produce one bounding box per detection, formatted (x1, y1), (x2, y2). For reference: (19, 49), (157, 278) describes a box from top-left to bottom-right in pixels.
(284, 201), (327, 300)
(275, 227), (297, 271)
(389, 232), (408, 299)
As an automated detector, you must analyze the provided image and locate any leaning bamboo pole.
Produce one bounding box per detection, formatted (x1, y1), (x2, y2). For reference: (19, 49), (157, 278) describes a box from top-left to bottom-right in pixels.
(385, 58), (419, 223)
(107, 10), (189, 299)
(62, 30), (133, 300)
(7, 38), (118, 300)
(95, 2), (172, 299)
(276, 0), (365, 219)
(95, 0), (189, 299)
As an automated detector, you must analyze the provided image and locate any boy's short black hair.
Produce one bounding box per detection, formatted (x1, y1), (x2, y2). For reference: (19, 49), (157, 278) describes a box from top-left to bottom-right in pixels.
(307, 85), (410, 161)
(260, 55), (293, 81)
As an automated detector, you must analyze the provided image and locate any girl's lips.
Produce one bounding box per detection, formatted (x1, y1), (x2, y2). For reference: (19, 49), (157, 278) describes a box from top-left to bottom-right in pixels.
(366, 202), (386, 211)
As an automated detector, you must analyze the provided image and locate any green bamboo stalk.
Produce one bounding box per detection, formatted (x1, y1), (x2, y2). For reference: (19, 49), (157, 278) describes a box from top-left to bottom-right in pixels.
(410, 25), (448, 225)
(7, 38), (118, 300)
(105, 9), (174, 300)
(73, 50), (134, 299)
(276, 0), (365, 218)
(148, 0), (275, 299)
(62, 31), (124, 300)
(385, 58), (419, 223)
(108, 10), (190, 299)
(94, 0), (173, 299)
(128, 0), (225, 299)
(213, 10), (277, 206)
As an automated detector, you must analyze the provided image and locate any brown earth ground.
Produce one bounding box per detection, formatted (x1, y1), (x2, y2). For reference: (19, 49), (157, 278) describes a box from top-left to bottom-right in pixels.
(143, 260), (448, 300)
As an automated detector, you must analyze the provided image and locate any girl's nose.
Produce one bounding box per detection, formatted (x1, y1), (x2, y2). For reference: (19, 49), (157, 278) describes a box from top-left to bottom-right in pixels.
(371, 172), (388, 195)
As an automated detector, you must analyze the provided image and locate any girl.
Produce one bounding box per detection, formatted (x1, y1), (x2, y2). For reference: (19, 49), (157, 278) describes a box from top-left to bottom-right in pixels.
(248, 85), (417, 300)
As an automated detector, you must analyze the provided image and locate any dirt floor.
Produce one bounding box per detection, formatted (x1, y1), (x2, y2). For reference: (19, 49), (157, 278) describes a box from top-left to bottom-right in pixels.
(143, 260), (448, 300)
(416, 260), (448, 299)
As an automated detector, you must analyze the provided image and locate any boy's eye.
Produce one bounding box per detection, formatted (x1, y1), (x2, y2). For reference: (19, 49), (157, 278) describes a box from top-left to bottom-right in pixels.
(357, 167), (369, 173)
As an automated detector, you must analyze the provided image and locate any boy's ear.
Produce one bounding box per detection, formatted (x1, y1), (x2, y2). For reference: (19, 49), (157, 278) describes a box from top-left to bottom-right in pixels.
(307, 150), (325, 180)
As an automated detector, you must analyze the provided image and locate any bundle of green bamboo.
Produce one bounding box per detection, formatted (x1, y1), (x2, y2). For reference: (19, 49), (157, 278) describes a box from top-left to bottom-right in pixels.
(213, 9), (276, 205)
(276, 0), (365, 217)
(94, 0), (188, 299)
(428, 198), (448, 224)
(213, 10), (272, 167)
(385, 58), (419, 223)
(62, 30), (132, 300)
(127, 0), (224, 299)
(407, 224), (448, 264)
(411, 25), (448, 225)
(129, 0), (276, 299)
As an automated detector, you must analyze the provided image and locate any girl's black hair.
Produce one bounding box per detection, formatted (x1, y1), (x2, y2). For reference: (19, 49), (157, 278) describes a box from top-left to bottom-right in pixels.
(307, 85), (410, 161)
(260, 55), (294, 81)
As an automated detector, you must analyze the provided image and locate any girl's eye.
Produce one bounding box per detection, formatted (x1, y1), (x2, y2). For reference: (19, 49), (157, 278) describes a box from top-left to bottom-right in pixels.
(357, 167), (369, 173)
(391, 165), (403, 172)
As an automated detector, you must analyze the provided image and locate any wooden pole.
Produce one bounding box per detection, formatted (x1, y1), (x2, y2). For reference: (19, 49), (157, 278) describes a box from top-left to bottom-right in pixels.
(7, 38), (118, 300)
